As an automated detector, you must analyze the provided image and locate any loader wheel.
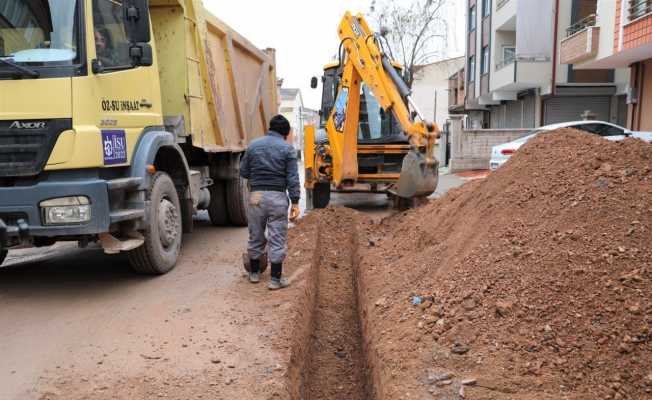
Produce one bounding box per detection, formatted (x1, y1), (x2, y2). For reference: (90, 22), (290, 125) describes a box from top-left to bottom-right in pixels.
(128, 172), (182, 274)
(312, 182), (330, 209)
(0, 250), (6, 266)
(226, 176), (249, 226)
(208, 180), (229, 226)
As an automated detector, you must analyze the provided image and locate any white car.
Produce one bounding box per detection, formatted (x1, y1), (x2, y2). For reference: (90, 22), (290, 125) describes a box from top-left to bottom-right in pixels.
(632, 131), (652, 143)
(489, 121), (634, 171)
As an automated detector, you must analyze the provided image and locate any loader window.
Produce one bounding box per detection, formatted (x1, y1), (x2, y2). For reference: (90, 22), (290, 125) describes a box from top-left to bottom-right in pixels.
(93, 0), (131, 69)
(358, 83), (405, 143)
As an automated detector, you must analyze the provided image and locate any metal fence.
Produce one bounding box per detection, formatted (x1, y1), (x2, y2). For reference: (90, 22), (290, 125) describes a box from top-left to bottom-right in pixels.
(566, 14), (597, 37)
(629, 0), (652, 21)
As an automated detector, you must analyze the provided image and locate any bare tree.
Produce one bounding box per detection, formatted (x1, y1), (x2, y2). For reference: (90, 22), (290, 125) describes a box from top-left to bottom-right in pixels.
(369, 0), (450, 88)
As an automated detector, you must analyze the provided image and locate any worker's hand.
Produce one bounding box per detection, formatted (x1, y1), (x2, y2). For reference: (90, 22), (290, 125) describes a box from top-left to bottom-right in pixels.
(289, 204), (300, 222)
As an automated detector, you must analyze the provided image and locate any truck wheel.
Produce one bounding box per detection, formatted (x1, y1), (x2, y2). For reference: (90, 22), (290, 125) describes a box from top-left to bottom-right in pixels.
(0, 250), (6, 266)
(226, 176), (249, 226)
(312, 182), (330, 209)
(208, 180), (229, 226)
(128, 172), (182, 274)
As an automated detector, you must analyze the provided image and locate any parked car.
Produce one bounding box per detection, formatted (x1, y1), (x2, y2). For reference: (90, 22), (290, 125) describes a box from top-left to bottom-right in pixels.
(490, 121), (633, 171)
(632, 131), (652, 143)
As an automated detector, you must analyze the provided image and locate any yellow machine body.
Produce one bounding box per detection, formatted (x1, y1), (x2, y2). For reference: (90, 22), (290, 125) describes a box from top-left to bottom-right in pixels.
(304, 11), (440, 205)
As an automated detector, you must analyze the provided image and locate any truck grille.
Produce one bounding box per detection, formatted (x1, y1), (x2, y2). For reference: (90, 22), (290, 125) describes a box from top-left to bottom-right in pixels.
(0, 119), (71, 177)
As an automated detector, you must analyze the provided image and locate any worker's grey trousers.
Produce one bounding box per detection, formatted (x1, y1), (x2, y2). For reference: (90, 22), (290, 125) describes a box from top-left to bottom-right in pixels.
(247, 191), (289, 264)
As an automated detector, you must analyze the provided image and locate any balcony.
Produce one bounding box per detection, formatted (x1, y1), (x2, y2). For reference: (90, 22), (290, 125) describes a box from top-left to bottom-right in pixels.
(448, 68), (466, 112)
(494, 0), (516, 31)
(482, 58), (551, 104)
(560, 14), (599, 65)
(628, 0), (652, 22)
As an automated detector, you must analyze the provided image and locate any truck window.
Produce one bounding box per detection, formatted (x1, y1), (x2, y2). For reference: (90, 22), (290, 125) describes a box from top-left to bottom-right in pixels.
(0, 0), (80, 66)
(93, 0), (130, 70)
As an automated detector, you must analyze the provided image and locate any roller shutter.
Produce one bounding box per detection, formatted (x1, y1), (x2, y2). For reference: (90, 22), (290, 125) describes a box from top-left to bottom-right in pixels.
(523, 95), (536, 128)
(544, 96), (611, 125)
(505, 100), (522, 128)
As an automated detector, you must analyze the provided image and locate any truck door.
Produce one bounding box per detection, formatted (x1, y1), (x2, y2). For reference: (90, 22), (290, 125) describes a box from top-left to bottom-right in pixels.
(85, 0), (161, 167)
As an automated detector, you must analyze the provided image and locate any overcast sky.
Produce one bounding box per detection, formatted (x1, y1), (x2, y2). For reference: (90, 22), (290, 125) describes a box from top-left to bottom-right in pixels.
(205, 0), (465, 110)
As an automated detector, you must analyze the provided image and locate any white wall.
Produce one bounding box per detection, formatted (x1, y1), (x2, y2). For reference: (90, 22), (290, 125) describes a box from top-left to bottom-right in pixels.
(280, 92), (304, 152)
(411, 57), (465, 129)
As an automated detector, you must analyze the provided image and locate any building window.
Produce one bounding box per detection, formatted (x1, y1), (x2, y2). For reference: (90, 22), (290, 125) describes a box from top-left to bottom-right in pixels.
(482, 0), (491, 17)
(469, 6), (476, 31)
(468, 56), (476, 82)
(481, 46), (490, 75)
(502, 46), (515, 65)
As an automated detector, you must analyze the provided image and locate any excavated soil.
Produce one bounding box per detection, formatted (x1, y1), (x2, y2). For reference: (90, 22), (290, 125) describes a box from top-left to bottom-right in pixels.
(357, 129), (652, 399)
(286, 128), (651, 400)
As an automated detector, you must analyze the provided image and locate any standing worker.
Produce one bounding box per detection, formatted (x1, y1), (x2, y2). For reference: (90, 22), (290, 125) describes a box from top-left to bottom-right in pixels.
(240, 115), (301, 289)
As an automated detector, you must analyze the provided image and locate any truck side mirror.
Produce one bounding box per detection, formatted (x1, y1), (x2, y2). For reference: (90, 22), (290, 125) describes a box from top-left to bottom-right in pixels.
(310, 77), (318, 89)
(123, 0), (151, 44)
(130, 42), (153, 67)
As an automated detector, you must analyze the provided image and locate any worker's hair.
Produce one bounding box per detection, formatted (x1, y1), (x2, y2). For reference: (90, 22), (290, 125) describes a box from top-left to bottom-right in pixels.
(269, 115), (291, 137)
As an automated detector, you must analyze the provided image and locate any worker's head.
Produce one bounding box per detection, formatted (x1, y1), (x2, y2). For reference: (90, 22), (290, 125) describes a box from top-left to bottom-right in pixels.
(269, 115), (291, 137)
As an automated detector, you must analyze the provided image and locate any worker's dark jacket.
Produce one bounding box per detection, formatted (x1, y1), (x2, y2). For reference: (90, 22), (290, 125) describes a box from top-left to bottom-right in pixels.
(240, 130), (301, 204)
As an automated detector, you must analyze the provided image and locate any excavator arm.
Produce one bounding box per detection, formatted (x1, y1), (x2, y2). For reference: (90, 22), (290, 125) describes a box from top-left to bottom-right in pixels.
(324, 11), (439, 198)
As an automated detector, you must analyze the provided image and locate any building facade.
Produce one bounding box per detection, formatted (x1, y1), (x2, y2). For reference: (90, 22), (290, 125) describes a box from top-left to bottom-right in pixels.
(411, 56), (466, 131)
(561, 0), (652, 131)
(279, 88), (304, 155)
(464, 0), (631, 129)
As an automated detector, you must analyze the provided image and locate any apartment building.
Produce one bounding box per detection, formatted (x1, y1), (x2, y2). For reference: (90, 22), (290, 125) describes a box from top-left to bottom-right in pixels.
(464, 0), (630, 129)
(411, 56), (465, 130)
(561, 0), (652, 131)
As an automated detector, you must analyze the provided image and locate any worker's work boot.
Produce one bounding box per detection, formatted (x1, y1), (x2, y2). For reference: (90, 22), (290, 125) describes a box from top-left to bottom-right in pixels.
(268, 277), (289, 290)
(268, 262), (288, 290)
(249, 259), (261, 284)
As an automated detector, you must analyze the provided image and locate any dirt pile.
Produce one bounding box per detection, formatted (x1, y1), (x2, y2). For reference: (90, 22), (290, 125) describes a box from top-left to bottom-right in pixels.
(359, 129), (652, 399)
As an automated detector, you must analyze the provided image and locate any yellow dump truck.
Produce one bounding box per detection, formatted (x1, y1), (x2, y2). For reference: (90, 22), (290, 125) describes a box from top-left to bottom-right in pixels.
(0, 0), (278, 273)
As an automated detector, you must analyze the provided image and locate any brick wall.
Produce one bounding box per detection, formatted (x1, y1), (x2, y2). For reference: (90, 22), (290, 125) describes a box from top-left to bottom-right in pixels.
(623, 13), (652, 49)
(448, 117), (529, 172)
(560, 27), (600, 64)
(615, 0), (622, 52)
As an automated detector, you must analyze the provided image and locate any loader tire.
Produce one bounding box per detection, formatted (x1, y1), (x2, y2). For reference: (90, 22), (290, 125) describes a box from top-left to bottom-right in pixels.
(208, 180), (229, 226)
(226, 176), (249, 226)
(312, 182), (330, 209)
(128, 172), (182, 275)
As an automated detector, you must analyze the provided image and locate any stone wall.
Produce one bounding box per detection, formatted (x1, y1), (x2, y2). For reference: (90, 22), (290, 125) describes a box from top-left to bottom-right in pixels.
(448, 116), (530, 172)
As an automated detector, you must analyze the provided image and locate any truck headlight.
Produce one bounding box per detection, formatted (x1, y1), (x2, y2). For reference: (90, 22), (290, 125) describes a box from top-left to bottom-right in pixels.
(40, 196), (91, 225)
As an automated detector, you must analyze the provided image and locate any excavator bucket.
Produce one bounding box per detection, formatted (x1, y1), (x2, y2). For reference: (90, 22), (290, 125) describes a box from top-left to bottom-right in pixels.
(396, 149), (439, 198)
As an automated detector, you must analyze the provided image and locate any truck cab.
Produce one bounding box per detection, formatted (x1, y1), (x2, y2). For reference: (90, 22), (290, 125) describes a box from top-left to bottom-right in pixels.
(0, 0), (277, 272)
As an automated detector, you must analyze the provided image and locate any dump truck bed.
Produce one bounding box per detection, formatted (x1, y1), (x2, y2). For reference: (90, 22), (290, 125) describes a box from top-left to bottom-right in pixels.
(150, 0), (278, 152)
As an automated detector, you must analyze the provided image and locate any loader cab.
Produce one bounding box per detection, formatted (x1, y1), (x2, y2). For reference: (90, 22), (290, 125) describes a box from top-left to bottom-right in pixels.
(318, 64), (407, 144)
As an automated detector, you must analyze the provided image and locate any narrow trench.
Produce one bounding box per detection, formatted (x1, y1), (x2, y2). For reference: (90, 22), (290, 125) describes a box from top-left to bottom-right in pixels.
(303, 215), (369, 400)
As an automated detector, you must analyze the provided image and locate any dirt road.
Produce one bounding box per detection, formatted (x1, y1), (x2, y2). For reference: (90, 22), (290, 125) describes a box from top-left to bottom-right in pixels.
(0, 214), (303, 400)
(0, 172), (467, 400)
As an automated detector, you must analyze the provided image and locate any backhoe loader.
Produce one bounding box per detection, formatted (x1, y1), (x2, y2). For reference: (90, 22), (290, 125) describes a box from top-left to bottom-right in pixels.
(304, 11), (440, 208)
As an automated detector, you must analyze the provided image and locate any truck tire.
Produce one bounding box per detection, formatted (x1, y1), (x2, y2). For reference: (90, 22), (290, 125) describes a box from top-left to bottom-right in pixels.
(0, 250), (6, 266)
(312, 182), (330, 209)
(208, 180), (229, 226)
(226, 176), (249, 226)
(128, 172), (182, 274)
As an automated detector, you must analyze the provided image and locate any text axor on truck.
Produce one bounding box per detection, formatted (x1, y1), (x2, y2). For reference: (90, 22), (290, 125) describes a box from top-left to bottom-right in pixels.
(0, 0), (278, 273)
